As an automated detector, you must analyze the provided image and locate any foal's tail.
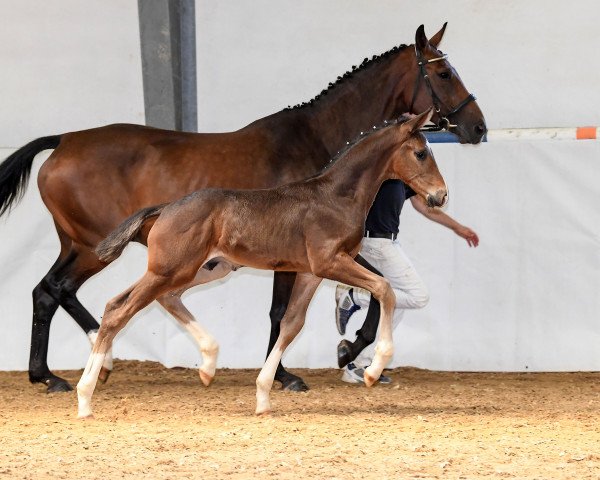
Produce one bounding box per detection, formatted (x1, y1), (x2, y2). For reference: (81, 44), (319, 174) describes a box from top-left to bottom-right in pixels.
(0, 135), (61, 217)
(96, 204), (167, 263)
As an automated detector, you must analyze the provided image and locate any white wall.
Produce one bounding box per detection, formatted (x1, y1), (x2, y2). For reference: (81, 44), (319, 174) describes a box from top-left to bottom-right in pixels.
(0, 1), (599, 373)
(0, 0), (144, 147)
(196, 1), (600, 132)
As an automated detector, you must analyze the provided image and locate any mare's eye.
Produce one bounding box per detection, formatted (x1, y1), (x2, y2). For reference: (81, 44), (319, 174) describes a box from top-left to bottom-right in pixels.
(415, 150), (427, 161)
(438, 71), (451, 80)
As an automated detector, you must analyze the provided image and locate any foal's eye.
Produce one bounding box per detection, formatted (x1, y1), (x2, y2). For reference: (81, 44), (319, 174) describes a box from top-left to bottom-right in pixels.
(415, 150), (427, 161)
(438, 71), (451, 80)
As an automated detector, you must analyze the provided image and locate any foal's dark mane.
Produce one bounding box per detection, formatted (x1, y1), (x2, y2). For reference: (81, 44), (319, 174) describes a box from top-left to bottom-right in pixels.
(310, 115), (412, 178)
(283, 44), (409, 111)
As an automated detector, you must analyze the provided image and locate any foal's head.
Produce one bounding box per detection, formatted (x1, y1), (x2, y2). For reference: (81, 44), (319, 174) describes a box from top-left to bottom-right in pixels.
(390, 109), (448, 208)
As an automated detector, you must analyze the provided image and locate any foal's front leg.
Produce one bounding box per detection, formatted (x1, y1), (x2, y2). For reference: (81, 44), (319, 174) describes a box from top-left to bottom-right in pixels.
(317, 253), (396, 386)
(269, 271), (310, 392)
(256, 273), (322, 415)
(337, 254), (384, 368)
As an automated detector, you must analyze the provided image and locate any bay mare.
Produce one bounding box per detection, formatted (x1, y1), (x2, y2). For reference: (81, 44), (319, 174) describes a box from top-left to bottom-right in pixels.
(0, 24), (485, 393)
(78, 110), (447, 417)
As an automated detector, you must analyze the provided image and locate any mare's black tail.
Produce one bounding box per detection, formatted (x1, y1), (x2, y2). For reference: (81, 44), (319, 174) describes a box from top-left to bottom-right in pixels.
(0, 135), (61, 217)
(95, 205), (167, 263)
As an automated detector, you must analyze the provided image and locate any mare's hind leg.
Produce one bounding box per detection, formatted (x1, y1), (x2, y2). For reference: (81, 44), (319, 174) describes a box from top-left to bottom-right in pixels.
(269, 271), (309, 392)
(315, 253), (396, 387)
(30, 257), (68, 392)
(77, 270), (188, 418)
(30, 236), (106, 392)
(256, 273), (322, 415)
(156, 261), (235, 386)
(54, 245), (115, 383)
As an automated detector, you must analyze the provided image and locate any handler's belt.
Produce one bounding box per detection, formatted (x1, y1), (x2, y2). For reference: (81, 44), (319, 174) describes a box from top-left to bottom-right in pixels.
(365, 231), (397, 241)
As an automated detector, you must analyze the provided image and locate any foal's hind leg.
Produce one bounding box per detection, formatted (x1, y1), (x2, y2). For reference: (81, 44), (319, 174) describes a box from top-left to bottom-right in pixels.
(156, 261), (235, 386)
(269, 271), (310, 392)
(256, 273), (322, 415)
(158, 294), (219, 386)
(77, 271), (186, 418)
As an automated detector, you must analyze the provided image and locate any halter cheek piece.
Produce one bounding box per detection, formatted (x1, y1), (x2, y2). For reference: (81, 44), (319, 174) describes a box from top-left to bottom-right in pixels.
(410, 48), (477, 131)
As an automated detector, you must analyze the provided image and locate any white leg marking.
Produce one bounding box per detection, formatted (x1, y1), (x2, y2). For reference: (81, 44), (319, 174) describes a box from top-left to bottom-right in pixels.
(88, 330), (113, 377)
(76, 353), (105, 418)
(255, 346), (284, 415)
(364, 288), (395, 386)
(184, 320), (219, 386)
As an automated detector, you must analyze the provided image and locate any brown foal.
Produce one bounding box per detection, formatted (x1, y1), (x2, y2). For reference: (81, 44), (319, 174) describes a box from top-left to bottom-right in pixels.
(77, 109), (447, 417)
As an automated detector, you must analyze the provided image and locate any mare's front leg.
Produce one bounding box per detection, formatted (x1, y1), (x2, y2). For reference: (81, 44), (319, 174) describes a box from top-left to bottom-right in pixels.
(269, 271), (309, 392)
(337, 254), (383, 368)
(256, 273), (322, 415)
(317, 253), (395, 387)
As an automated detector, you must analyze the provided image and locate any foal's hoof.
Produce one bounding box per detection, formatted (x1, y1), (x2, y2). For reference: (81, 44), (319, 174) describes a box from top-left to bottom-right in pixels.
(255, 407), (271, 416)
(98, 367), (112, 384)
(199, 369), (214, 387)
(77, 414), (95, 421)
(363, 371), (377, 388)
(45, 376), (74, 394)
(337, 339), (354, 368)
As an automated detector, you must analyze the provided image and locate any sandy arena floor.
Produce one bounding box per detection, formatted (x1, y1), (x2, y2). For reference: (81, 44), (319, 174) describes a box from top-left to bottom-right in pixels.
(0, 361), (599, 479)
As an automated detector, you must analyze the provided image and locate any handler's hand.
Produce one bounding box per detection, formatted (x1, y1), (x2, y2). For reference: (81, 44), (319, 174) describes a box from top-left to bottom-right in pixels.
(454, 226), (479, 247)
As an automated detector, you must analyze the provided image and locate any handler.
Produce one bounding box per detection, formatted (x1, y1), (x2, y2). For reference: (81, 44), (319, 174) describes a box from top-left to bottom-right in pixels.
(336, 178), (479, 384)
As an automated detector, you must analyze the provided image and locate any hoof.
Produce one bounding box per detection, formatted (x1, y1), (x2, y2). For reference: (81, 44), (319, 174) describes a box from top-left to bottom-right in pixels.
(337, 339), (354, 368)
(282, 378), (309, 392)
(255, 408), (271, 416)
(98, 367), (112, 384)
(199, 369), (214, 387)
(363, 372), (376, 387)
(77, 414), (95, 421)
(46, 377), (74, 394)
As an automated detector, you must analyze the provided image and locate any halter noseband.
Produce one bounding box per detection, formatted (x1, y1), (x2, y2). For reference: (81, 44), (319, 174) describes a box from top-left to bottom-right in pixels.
(410, 47), (477, 132)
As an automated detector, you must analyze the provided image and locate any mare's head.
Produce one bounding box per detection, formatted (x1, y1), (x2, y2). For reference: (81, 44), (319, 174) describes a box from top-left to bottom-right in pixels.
(390, 109), (448, 208)
(394, 23), (487, 144)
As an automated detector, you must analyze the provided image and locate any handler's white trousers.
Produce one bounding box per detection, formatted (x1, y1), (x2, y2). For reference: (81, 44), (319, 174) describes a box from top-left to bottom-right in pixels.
(353, 237), (429, 368)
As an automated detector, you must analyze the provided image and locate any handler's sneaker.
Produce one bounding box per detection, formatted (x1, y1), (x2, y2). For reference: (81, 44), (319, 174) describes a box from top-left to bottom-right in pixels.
(335, 286), (361, 335)
(341, 363), (392, 385)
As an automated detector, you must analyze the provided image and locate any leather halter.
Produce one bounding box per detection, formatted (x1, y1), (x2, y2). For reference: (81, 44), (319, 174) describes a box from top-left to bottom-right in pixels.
(410, 47), (477, 131)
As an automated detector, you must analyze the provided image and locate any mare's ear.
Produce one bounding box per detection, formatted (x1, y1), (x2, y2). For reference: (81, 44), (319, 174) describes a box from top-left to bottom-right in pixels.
(404, 108), (434, 134)
(429, 22), (447, 48)
(415, 24), (429, 53)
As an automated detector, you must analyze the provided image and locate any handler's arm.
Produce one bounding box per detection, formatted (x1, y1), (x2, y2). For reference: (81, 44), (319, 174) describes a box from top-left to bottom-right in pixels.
(409, 196), (479, 247)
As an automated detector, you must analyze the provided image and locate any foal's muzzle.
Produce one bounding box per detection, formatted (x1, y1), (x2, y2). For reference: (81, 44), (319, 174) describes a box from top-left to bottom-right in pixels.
(426, 189), (448, 208)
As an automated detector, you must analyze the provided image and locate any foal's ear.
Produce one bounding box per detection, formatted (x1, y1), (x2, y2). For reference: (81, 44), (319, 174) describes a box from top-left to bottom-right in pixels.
(404, 108), (435, 134)
(429, 22), (447, 48)
(415, 24), (428, 52)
